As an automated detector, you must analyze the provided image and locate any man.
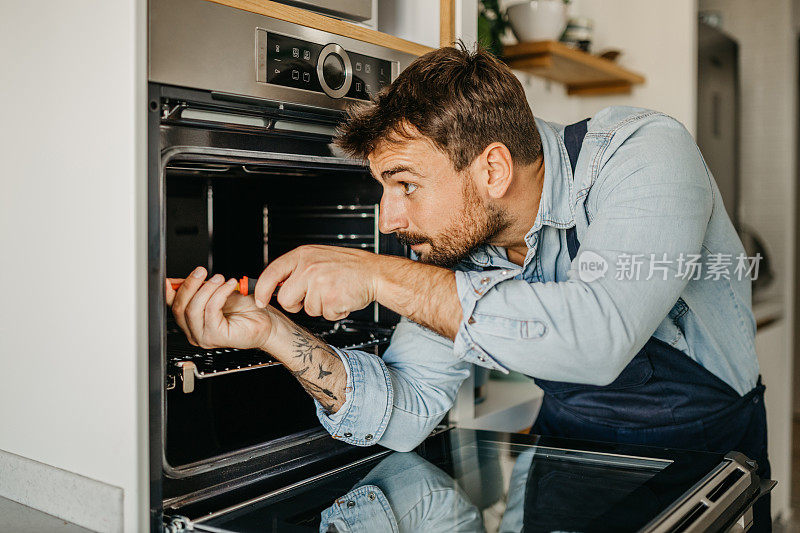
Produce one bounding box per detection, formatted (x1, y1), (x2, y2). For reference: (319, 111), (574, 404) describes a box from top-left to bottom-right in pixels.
(167, 45), (769, 527)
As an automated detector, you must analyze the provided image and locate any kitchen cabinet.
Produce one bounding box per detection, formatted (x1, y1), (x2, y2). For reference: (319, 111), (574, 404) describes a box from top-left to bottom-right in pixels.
(207, 0), (461, 52)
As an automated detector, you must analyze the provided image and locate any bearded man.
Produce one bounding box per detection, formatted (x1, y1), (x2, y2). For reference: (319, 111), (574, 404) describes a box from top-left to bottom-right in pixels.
(167, 45), (770, 529)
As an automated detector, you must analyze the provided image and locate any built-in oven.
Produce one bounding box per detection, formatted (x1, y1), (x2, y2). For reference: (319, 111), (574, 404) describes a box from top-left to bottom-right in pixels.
(148, 1), (772, 530)
(148, 0), (416, 528)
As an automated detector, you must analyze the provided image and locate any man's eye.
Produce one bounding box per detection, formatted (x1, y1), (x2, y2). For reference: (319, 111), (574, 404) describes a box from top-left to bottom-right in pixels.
(401, 182), (418, 195)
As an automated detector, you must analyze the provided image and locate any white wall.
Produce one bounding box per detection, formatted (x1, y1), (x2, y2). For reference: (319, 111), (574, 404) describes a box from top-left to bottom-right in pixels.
(456, 0), (479, 48)
(0, 1), (147, 532)
(698, 0), (797, 522)
(511, 0), (698, 135)
(378, 0), (441, 48)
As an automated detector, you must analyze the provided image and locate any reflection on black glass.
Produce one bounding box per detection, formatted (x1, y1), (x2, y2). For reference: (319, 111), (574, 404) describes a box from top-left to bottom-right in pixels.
(320, 452), (485, 532)
(197, 430), (708, 533)
(521, 452), (661, 532)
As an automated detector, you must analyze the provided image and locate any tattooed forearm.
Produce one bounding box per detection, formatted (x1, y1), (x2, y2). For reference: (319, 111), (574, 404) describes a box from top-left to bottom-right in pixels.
(290, 332), (318, 365)
(287, 334), (345, 411)
(290, 367), (340, 413)
(261, 315), (348, 414)
(290, 367), (338, 400)
(290, 329), (338, 364)
(317, 363), (332, 379)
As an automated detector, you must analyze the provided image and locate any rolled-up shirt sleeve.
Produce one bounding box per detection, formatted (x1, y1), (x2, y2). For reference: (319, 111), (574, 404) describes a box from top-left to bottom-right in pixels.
(319, 485), (398, 533)
(453, 267), (521, 374)
(314, 345), (394, 447)
(453, 117), (714, 386)
(315, 318), (471, 452)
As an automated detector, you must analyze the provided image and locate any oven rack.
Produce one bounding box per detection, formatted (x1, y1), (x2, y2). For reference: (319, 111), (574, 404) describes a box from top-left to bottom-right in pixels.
(167, 321), (394, 393)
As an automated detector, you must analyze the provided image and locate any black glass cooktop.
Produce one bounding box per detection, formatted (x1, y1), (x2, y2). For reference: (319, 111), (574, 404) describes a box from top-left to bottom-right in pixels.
(175, 428), (764, 533)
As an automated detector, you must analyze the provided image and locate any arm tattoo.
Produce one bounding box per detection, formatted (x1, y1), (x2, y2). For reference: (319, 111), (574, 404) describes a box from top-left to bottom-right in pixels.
(290, 329), (338, 364)
(283, 327), (345, 414)
(290, 367), (338, 400)
(317, 363), (332, 379)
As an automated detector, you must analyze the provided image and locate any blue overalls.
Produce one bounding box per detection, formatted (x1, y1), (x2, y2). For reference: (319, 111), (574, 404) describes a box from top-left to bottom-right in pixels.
(528, 119), (771, 531)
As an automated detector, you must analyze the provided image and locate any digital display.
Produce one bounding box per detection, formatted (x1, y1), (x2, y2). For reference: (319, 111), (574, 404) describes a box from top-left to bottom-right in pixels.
(347, 50), (392, 100)
(266, 32), (392, 101)
(266, 33), (324, 93)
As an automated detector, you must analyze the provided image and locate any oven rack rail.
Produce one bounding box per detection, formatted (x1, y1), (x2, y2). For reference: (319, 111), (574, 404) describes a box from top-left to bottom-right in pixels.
(167, 321), (394, 393)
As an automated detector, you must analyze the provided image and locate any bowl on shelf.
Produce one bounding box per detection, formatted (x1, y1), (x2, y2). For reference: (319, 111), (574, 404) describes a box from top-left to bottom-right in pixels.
(507, 0), (567, 42)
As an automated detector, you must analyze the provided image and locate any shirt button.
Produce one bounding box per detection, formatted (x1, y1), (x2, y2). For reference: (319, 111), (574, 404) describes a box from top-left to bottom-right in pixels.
(468, 317), (476, 325)
(480, 277), (490, 285)
(501, 270), (508, 275)
(347, 500), (356, 508)
(367, 492), (376, 501)
(343, 432), (353, 438)
(364, 434), (373, 441)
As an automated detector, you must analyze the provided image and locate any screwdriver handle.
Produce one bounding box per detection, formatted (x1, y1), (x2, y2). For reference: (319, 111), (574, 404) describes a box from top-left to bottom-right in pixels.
(170, 276), (258, 296)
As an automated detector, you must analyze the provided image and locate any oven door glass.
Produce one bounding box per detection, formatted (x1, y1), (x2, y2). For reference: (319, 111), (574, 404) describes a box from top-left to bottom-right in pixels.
(176, 428), (763, 532)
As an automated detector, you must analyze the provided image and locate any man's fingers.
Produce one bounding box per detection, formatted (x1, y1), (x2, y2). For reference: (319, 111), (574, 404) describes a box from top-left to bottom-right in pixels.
(303, 287), (322, 317)
(165, 279), (178, 306)
(276, 277), (307, 314)
(185, 273), (225, 346)
(205, 278), (239, 333)
(254, 255), (297, 308)
(322, 308), (348, 321)
(172, 267), (207, 345)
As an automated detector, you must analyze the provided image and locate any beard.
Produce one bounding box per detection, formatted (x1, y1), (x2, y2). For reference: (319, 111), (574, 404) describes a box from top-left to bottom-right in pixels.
(395, 177), (510, 269)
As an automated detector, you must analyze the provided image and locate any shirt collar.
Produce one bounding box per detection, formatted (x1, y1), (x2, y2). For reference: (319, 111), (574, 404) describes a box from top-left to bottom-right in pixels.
(522, 116), (576, 247)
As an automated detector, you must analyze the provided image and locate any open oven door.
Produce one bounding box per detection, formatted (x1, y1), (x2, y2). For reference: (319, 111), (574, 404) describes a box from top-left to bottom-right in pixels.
(162, 427), (774, 533)
(155, 142), (406, 503)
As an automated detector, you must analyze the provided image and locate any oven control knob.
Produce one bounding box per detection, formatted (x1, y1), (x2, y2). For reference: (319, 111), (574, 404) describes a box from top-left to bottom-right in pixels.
(317, 43), (352, 99)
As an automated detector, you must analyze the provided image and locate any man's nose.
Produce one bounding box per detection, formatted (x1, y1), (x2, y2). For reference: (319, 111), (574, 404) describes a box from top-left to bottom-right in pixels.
(378, 194), (408, 234)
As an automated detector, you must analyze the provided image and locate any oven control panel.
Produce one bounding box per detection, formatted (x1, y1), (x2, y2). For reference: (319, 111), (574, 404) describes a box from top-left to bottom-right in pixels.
(263, 31), (392, 101)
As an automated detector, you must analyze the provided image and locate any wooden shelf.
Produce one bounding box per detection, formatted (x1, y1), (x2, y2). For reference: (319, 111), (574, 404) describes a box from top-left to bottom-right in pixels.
(206, 0), (435, 56)
(503, 40), (645, 96)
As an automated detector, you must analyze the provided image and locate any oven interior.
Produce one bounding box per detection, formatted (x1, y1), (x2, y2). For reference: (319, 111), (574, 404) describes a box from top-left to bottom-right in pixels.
(163, 155), (405, 473)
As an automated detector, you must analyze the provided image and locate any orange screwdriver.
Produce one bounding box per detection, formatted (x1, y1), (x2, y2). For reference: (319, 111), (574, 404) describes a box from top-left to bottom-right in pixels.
(169, 276), (267, 296)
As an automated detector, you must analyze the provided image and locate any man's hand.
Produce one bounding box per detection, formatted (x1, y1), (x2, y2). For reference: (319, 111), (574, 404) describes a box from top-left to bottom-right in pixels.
(254, 245), (462, 340)
(253, 245), (380, 321)
(166, 266), (348, 413)
(167, 267), (274, 350)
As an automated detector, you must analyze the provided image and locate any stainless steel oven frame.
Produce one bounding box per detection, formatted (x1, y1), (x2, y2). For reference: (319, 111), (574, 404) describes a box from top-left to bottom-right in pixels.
(148, 95), (405, 527)
(148, 0), (419, 528)
(149, 0), (416, 113)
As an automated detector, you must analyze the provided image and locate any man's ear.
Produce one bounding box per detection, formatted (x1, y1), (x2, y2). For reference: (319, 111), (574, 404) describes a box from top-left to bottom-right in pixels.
(479, 142), (514, 199)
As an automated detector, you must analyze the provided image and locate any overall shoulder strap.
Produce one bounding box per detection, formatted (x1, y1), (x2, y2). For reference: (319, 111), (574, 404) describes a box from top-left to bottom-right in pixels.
(563, 118), (590, 260)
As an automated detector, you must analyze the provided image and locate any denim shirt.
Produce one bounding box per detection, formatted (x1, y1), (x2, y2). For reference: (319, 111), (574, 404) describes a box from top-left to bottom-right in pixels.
(315, 106), (759, 452)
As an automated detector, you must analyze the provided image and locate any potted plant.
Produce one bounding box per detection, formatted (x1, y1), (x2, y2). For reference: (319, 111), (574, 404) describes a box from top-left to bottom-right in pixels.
(478, 0), (510, 56)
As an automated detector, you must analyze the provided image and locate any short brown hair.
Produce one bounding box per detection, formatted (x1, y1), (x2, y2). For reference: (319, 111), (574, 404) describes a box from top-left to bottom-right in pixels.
(336, 44), (542, 171)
